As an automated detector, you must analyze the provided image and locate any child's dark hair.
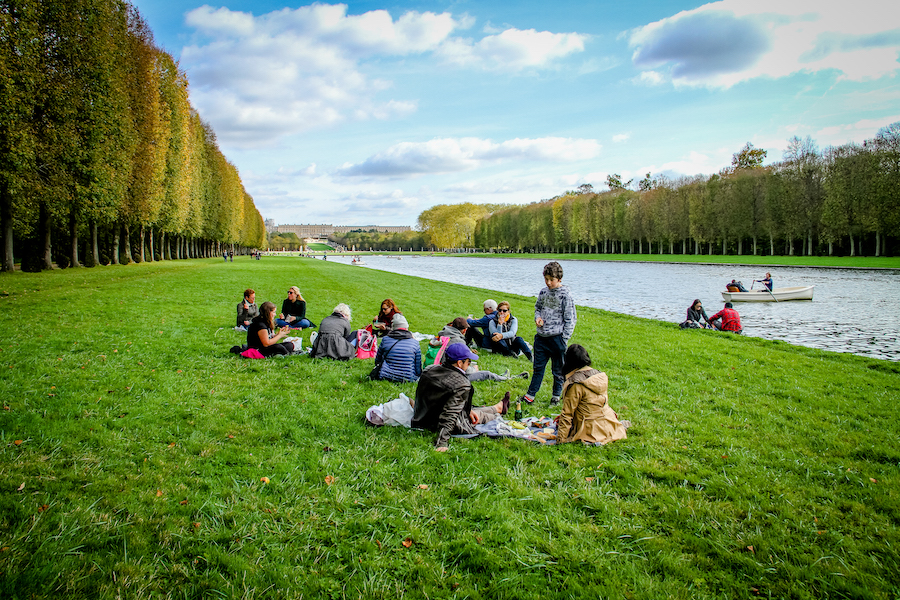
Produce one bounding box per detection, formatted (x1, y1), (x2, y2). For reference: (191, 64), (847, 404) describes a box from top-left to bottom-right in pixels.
(543, 261), (563, 280)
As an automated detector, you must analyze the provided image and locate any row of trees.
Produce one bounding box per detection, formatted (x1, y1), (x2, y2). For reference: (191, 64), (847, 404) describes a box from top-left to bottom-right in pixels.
(329, 229), (432, 252)
(0, 0), (264, 271)
(473, 127), (899, 256)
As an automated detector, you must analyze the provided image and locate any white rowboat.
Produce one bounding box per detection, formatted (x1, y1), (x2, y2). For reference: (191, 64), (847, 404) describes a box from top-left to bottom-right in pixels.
(721, 286), (815, 302)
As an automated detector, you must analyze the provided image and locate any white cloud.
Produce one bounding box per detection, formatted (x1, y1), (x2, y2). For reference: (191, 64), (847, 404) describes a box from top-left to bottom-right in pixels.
(815, 115), (900, 147)
(337, 137), (602, 177)
(628, 0), (900, 88)
(438, 28), (588, 71)
(612, 133), (631, 143)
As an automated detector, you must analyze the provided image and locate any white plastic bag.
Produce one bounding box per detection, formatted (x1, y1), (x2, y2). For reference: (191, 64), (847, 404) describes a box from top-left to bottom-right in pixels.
(381, 393), (414, 427)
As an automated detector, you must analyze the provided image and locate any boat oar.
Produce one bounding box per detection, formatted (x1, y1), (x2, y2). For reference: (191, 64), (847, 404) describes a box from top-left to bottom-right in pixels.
(753, 280), (778, 302)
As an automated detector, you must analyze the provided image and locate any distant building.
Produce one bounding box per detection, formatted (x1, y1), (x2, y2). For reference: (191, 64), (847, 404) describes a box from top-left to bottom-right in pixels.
(264, 219), (276, 233)
(270, 223), (411, 239)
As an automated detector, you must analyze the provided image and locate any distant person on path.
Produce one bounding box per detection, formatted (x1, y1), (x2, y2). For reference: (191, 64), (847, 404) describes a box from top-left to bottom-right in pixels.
(222, 251), (227, 261)
(756, 272), (773, 291)
(709, 302), (743, 333)
(465, 299), (498, 349)
(276, 286), (314, 329)
(411, 343), (511, 452)
(487, 301), (533, 360)
(246, 302), (294, 357)
(372, 299), (402, 336)
(521, 262), (577, 406)
(556, 344), (628, 445)
(370, 314), (422, 382)
(309, 303), (356, 360)
(680, 299), (711, 329)
(236, 288), (259, 329)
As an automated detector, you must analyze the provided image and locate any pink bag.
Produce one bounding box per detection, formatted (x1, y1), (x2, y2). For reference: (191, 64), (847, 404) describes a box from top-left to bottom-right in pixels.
(356, 325), (378, 359)
(240, 348), (265, 359)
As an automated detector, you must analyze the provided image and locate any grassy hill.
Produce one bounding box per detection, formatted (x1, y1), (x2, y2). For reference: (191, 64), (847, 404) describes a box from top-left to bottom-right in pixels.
(1, 257), (898, 599)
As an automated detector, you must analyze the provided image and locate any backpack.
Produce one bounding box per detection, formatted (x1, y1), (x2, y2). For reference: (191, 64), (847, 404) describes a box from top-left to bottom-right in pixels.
(356, 325), (378, 359)
(423, 336), (451, 368)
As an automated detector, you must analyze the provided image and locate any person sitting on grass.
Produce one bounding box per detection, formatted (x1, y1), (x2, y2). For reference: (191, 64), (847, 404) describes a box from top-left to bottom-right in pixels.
(372, 298), (401, 336)
(426, 318), (528, 382)
(465, 299), (498, 349)
(487, 301), (533, 360)
(276, 286), (315, 329)
(236, 288), (259, 330)
(411, 343), (511, 452)
(370, 314), (422, 382)
(680, 299), (711, 329)
(309, 303), (356, 360)
(247, 301), (294, 357)
(709, 302), (742, 334)
(556, 344), (628, 445)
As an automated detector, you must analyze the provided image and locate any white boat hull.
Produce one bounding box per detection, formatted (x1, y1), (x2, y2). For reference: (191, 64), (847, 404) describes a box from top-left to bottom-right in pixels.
(721, 286), (815, 302)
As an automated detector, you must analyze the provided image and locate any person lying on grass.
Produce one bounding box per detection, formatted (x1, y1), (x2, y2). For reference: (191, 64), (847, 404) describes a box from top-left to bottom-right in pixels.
(556, 344), (628, 445)
(426, 318), (528, 382)
(411, 343), (511, 452)
(247, 301), (295, 357)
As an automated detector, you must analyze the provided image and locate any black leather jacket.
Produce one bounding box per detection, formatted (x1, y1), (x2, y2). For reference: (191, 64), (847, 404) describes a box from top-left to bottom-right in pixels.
(411, 364), (477, 447)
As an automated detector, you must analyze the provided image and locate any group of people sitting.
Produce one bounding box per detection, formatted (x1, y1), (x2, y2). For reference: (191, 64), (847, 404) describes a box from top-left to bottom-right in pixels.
(681, 299), (742, 333)
(230, 262), (630, 449)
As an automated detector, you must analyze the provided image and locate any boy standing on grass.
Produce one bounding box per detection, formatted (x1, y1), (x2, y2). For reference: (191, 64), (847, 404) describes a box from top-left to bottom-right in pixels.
(521, 261), (577, 406)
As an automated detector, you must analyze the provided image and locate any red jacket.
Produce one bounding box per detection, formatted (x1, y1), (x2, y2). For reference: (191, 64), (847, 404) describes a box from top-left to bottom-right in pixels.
(710, 307), (742, 332)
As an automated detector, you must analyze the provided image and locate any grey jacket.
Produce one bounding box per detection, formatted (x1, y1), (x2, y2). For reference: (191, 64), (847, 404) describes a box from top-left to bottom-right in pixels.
(534, 285), (577, 343)
(236, 300), (259, 327)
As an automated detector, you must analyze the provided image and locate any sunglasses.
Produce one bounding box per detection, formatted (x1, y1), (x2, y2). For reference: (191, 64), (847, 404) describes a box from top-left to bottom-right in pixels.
(498, 308), (509, 312)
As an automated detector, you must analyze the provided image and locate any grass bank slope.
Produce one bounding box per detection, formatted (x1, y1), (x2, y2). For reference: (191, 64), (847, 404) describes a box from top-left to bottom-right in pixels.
(1, 258), (898, 599)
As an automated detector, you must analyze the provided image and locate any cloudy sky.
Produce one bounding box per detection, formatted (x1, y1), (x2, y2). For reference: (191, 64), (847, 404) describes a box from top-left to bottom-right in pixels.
(130, 0), (900, 227)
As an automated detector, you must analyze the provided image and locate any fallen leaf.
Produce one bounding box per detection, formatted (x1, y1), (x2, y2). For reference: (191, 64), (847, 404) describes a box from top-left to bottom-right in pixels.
(227, 434), (234, 439)
(0, 547), (8, 552)
(402, 538), (413, 548)
(682, 445), (688, 449)
(177, 370), (182, 373)
(13, 440), (22, 446)
(323, 446), (332, 452)
(17, 483), (25, 491)
(260, 477), (270, 484)
(722, 455), (728, 459)
(324, 475), (335, 485)
(585, 477), (594, 482)
(38, 504), (49, 512)
(817, 530), (825, 535)
(156, 489), (163, 497)
(113, 349), (118, 353)
(870, 478), (877, 483)
(2, 405), (9, 411)
(375, 540), (382, 549)
(193, 522), (200, 529)
(417, 484), (429, 489)
(167, 442), (176, 448)
(747, 545), (754, 553)
(180, 499), (189, 505)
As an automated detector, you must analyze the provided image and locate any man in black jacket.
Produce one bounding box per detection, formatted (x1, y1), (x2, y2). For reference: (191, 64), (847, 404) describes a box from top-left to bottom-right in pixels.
(411, 343), (510, 451)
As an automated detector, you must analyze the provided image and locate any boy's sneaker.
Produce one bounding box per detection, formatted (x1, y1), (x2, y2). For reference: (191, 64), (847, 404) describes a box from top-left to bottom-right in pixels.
(520, 394), (535, 404)
(549, 396), (560, 406)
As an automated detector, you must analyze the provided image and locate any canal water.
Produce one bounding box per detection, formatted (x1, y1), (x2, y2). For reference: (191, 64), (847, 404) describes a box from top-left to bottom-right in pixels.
(331, 255), (900, 361)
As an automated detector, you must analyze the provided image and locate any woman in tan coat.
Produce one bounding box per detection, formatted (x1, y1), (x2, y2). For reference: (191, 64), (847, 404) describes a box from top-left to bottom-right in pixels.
(556, 344), (628, 445)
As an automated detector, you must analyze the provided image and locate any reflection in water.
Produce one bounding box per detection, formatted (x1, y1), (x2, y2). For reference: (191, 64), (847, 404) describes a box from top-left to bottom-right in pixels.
(330, 255), (900, 361)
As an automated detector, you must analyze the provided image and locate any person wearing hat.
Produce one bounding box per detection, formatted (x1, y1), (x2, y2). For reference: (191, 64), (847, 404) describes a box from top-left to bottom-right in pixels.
(411, 343), (511, 452)
(709, 302), (742, 333)
(370, 313), (422, 382)
(276, 286), (315, 329)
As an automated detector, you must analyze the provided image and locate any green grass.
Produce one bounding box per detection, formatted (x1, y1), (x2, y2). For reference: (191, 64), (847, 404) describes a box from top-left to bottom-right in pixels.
(1, 257), (898, 599)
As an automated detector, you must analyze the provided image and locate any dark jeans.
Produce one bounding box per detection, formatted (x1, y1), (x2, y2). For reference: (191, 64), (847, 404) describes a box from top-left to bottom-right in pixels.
(276, 318), (311, 329)
(259, 342), (293, 357)
(526, 334), (565, 399)
(464, 326), (490, 348)
(489, 336), (532, 359)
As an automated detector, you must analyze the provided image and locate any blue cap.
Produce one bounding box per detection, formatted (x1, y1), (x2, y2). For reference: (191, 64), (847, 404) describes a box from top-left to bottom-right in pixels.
(445, 343), (478, 362)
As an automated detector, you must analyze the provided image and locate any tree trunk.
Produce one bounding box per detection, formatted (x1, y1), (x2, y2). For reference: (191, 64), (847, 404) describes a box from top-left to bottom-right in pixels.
(850, 233), (855, 257)
(123, 224), (133, 264)
(789, 238), (795, 256)
(738, 239), (743, 255)
(769, 235), (774, 256)
(828, 241), (833, 256)
(112, 226), (120, 264)
(876, 231), (881, 257)
(69, 213), (81, 267)
(91, 220), (100, 266)
(752, 236), (757, 255)
(807, 231), (813, 256)
(0, 184), (13, 272)
(39, 202), (53, 269)
(139, 225), (146, 262)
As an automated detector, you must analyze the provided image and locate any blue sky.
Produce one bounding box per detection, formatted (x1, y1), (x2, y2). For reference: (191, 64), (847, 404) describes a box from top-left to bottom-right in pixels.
(129, 0), (900, 227)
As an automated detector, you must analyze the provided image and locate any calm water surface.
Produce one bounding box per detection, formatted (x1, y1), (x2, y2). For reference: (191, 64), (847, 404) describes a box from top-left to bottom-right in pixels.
(331, 255), (900, 361)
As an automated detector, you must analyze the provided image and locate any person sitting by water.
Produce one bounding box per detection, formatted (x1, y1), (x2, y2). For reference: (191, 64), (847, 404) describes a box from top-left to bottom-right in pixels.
(465, 299), (498, 349)
(680, 299), (711, 329)
(411, 343), (511, 452)
(276, 286), (315, 329)
(756, 272), (773, 291)
(236, 288), (259, 330)
(556, 344), (629, 445)
(309, 303), (356, 360)
(246, 302), (294, 357)
(709, 302), (743, 334)
(372, 298), (401, 336)
(487, 301), (534, 360)
(370, 314), (422, 382)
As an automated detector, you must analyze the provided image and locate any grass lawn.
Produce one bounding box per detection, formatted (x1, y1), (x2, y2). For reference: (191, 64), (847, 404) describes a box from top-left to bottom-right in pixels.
(1, 257), (898, 599)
